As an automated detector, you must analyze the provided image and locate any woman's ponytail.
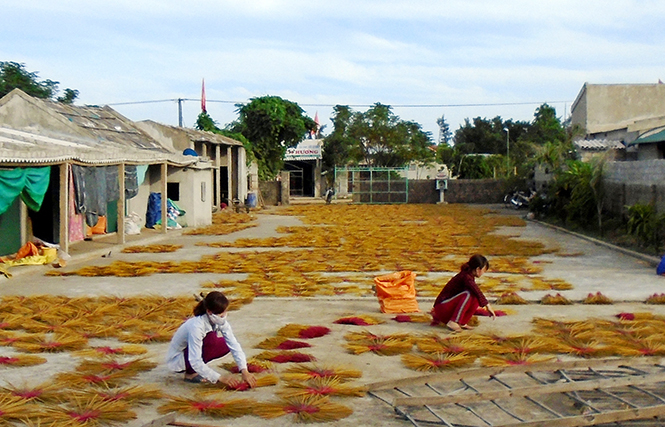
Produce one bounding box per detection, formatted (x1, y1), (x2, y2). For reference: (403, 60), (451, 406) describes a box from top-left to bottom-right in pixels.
(193, 291), (229, 316)
(461, 254), (489, 272)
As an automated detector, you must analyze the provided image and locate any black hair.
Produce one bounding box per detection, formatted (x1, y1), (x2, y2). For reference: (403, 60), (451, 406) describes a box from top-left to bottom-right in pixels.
(193, 291), (229, 316)
(461, 254), (489, 273)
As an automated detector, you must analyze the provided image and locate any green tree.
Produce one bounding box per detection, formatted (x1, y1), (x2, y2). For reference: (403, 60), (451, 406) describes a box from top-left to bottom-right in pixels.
(326, 103), (434, 168)
(322, 105), (353, 174)
(227, 96), (315, 180)
(0, 62), (78, 103)
(436, 114), (452, 145)
(195, 110), (257, 171)
(527, 104), (567, 146)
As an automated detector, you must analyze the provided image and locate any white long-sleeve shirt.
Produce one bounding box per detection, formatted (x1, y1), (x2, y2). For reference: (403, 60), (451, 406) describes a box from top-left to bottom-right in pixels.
(165, 314), (248, 383)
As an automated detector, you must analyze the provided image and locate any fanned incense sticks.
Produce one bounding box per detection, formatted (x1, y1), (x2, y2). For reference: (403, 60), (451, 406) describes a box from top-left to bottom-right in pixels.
(74, 345), (148, 358)
(333, 315), (384, 326)
(276, 324), (331, 339)
(38, 394), (136, 426)
(280, 364), (362, 382)
(1, 381), (65, 403)
(157, 393), (256, 417)
(221, 358), (274, 374)
(11, 333), (88, 353)
(392, 314), (432, 323)
(254, 351), (316, 364)
(344, 337), (413, 356)
(81, 384), (164, 404)
(75, 357), (157, 375)
(401, 352), (476, 372)
(277, 377), (367, 398)
(0, 354), (47, 367)
(255, 337), (311, 350)
(480, 353), (557, 367)
(254, 395), (353, 422)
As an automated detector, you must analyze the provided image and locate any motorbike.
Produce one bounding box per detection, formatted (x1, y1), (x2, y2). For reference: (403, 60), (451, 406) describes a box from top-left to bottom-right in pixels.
(504, 189), (536, 210)
(324, 187), (335, 204)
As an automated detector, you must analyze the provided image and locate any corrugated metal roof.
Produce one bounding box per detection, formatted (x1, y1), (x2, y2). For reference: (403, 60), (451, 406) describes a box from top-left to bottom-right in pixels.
(179, 127), (244, 146)
(0, 90), (198, 166)
(46, 100), (168, 151)
(628, 128), (665, 146)
(0, 126), (197, 166)
(574, 139), (625, 150)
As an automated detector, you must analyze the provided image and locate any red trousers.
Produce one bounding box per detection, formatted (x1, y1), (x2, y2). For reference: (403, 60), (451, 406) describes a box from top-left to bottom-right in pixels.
(431, 291), (479, 326)
(184, 330), (230, 375)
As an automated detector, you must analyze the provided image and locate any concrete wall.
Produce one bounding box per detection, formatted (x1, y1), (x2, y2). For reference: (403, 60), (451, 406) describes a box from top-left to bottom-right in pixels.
(603, 160), (665, 215)
(346, 179), (506, 205)
(259, 173), (290, 206)
(168, 167), (212, 227)
(445, 179), (506, 204)
(572, 84), (665, 135)
(407, 180), (439, 204)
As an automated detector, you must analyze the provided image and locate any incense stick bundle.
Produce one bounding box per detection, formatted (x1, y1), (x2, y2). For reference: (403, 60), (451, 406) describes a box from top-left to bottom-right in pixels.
(277, 376), (367, 398)
(254, 395), (353, 422)
(401, 352), (476, 372)
(280, 364), (363, 382)
(255, 336), (311, 350)
(157, 393), (256, 417)
(38, 394), (136, 426)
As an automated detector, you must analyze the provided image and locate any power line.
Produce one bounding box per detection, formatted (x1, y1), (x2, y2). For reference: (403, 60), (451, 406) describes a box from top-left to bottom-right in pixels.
(105, 98), (573, 108)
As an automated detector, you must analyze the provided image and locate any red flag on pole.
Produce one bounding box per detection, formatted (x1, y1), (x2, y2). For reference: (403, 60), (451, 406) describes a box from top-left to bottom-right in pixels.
(201, 78), (207, 113)
(311, 111), (320, 138)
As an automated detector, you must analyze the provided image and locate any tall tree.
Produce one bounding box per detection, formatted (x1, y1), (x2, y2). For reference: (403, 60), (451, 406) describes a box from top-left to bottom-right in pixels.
(0, 62), (78, 103)
(326, 103), (434, 168)
(227, 96), (315, 180)
(322, 105), (353, 174)
(436, 114), (452, 145)
(527, 103), (567, 145)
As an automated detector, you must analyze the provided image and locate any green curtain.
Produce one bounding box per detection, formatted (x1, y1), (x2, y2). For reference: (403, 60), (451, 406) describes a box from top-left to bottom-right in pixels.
(0, 167), (51, 215)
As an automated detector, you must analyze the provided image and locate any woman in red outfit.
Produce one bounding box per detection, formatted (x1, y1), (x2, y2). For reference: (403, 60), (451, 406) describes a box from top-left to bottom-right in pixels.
(432, 254), (496, 332)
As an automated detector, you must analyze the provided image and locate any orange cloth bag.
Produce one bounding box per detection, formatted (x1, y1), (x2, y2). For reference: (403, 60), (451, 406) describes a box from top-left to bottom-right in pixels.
(374, 270), (420, 313)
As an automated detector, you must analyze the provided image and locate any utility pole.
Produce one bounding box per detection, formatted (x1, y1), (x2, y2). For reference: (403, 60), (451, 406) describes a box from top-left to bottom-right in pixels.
(177, 98), (184, 127)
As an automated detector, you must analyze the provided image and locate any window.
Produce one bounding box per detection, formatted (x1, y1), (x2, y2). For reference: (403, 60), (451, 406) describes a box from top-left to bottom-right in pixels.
(167, 182), (180, 201)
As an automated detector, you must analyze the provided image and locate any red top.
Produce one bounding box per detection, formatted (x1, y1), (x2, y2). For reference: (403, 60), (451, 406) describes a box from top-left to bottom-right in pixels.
(434, 270), (488, 307)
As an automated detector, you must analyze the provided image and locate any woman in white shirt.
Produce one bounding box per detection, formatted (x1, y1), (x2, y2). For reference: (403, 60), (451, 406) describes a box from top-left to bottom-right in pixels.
(166, 291), (257, 386)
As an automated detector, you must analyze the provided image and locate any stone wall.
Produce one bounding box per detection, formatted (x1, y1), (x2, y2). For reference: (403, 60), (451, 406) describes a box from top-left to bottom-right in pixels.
(407, 179), (506, 204)
(408, 180), (439, 204)
(445, 179), (506, 204)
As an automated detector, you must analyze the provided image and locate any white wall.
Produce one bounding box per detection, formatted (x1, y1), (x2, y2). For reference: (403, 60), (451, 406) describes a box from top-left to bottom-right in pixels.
(169, 167), (212, 227)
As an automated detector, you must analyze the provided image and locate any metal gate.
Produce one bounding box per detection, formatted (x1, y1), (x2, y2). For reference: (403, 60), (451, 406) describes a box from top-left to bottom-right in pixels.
(334, 166), (409, 204)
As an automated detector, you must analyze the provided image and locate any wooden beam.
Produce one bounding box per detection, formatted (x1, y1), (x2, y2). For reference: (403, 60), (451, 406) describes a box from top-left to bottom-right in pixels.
(169, 421), (228, 427)
(116, 163), (125, 245)
(59, 163), (69, 254)
(161, 162), (167, 234)
(140, 413), (176, 427)
(368, 357), (664, 391)
(215, 144), (221, 208)
(393, 373), (665, 407)
(500, 405), (665, 427)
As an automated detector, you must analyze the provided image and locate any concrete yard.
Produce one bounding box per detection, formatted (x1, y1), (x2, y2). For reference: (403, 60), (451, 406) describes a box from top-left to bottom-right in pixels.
(0, 203), (664, 427)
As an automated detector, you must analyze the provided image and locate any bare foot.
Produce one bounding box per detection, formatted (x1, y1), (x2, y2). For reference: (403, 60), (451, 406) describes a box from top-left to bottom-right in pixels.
(446, 321), (462, 332)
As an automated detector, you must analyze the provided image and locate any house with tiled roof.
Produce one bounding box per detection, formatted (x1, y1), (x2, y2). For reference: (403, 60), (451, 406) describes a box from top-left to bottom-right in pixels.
(0, 89), (210, 256)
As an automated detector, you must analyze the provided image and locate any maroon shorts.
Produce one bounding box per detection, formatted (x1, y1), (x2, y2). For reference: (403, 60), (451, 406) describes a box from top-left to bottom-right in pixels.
(431, 290), (479, 326)
(184, 330), (230, 374)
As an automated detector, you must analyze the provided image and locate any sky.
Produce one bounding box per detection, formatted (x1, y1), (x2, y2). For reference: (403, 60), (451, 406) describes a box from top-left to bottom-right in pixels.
(3, 0), (665, 142)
